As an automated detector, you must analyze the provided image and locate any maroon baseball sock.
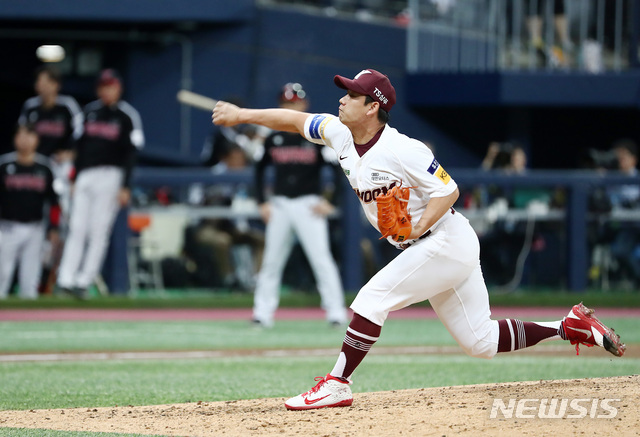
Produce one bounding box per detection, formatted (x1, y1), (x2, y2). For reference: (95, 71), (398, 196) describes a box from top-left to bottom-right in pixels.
(330, 313), (381, 380)
(497, 319), (561, 353)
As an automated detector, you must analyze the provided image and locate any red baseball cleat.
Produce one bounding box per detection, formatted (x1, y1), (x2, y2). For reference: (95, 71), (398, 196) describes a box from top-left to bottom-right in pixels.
(284, 374), (353, 410)
(562, 302), (626, 357)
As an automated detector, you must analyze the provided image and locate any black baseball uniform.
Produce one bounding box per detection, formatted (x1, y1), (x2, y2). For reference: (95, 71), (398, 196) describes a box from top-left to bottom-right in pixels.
(57, 98), (144, 291)
(252, 130), (346, 327)
(255, 131), (339, 202)
(18, 95), (83, 157)
(74, 99), (144, 188)
(0, 152), (59, 299)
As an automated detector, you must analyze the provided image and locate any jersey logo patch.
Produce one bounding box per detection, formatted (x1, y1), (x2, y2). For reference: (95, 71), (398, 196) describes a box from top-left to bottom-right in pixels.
(371, 172), (389, 181)
(427, 158), (451, 185)
(309, 115), (331, 140)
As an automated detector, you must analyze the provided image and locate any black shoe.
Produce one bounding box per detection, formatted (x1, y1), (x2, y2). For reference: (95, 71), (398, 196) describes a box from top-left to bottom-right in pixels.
(251, 319), (272, 329)
(68, 287), (89, 300)
(55, 286), (74, 298)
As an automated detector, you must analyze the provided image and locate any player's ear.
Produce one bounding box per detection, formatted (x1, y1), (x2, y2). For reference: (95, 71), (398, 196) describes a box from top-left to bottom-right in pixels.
(368, 101), (379, 115)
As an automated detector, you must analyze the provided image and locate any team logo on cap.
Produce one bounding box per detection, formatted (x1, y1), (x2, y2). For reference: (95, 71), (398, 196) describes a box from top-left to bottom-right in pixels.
(373, 87), (388, 106)
(354, 70), (372, 79)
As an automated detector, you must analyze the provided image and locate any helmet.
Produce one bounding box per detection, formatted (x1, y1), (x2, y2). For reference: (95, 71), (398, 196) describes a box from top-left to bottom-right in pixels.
(280, 82), (307, 102)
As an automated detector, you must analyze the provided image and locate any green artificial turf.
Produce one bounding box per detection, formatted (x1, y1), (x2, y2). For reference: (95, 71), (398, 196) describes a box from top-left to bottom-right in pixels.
(0, 314), (637, 437)
(0, 317), (637, 412)
(0, 354), (637, 411)
(1, 318), (638, 354)
(0, 289), (639, 309)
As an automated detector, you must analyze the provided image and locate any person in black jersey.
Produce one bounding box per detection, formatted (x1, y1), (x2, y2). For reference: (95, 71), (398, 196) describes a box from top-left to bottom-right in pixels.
(0, 124), (60, 299)
(251, 83), (347, 328)
(18, 65), (83, 160)
(56, 69), (144, 298)
(18, 65), (83, 291)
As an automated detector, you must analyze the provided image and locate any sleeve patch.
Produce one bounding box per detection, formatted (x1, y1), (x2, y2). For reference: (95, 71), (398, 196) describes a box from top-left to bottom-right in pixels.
(427, 158), (439, 175)
(437, 166), (451, 184)
(428, 158), (451, 184)
(309, 114), (330, 140)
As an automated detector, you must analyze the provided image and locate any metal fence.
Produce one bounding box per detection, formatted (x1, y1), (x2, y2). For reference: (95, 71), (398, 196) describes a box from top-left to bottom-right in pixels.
(260, 0), (637, 73)
(406, 0), (636, 73)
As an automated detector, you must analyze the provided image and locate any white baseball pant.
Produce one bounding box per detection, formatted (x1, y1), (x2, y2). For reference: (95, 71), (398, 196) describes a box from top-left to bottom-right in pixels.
(0, 220), (46, 299)
(253, 194), (347, 326)
(57, 166), (123, 290)
(350, 211), (499, 359)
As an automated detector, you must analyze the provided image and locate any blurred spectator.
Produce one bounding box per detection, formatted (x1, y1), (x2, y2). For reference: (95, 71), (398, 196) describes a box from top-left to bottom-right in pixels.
(481, 142), (558, 207)
(607, 139), (640, 208)
(211, 145), (250, 175)
(251, 82), (347, 328)
(0, 124), (59, 299)
(186, 145), (264, 289)
(56, 69), (144, 299)
(604, 139), (640, 287)
(477, 142), (562, 287)
(504, 144), (560, 208)
(481, 141), (513, 171)
(524, 0), (573, 68)
(201, 97), (267, 166)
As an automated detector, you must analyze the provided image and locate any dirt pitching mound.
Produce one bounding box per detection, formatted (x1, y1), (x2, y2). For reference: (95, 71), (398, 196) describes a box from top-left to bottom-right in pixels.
(0, 375), (637, 436)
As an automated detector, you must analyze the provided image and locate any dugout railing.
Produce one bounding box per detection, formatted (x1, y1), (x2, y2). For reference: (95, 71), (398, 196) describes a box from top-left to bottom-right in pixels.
(103, 167), (640, 294)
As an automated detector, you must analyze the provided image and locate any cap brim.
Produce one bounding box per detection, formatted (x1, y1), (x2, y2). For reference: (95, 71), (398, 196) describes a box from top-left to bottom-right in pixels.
(334, 75), (368, 95)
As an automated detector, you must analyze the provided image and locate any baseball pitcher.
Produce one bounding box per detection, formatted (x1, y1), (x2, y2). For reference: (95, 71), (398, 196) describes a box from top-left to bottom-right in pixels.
(212, 68), (626, 410)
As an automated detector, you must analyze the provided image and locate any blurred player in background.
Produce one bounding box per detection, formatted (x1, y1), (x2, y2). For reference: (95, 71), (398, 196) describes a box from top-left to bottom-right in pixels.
(19, 64), (83, 292)
(213, 68), (626, 410)
(0, 124), (59, 299)
(56, 69), (144, 298)
(18, 65), (83, 161)
(251, 82), (347, 328)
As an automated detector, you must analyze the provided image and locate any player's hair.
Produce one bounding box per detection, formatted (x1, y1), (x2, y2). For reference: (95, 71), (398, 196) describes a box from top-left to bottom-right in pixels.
(364, 95), (389, 124)
(15, 122), (38, 135)
(35, 64), (62, 84)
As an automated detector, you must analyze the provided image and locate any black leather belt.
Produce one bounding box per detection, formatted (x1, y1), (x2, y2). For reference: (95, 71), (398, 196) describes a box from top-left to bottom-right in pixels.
(399, 207), (455, 250)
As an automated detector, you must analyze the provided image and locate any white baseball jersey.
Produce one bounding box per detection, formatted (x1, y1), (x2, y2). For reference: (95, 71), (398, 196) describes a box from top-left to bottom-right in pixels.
(303, 114), (458, 248)
(301, 113), (498, 358)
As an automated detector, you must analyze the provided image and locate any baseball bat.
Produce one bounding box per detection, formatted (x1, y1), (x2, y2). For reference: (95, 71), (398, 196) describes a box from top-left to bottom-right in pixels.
(176, 89), (218, 111)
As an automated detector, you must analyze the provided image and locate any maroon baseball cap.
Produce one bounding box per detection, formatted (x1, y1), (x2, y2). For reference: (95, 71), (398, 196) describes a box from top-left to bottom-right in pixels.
(97, 68), (122, 87)
(334, 69), (396, 112)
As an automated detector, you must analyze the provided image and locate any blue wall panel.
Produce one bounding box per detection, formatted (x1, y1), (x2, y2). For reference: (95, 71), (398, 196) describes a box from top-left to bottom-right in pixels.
(256, 8), (406, 69)
(128, 43), (184, 152)
(119, 7), (477, 167)
(407, 72), (640, 108)
(0, 0), (254, 22)
(126, 26), (257, 158)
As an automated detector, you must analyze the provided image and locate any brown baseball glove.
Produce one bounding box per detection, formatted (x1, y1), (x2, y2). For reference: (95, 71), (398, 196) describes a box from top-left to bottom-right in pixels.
(376, 185), (412, 242)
